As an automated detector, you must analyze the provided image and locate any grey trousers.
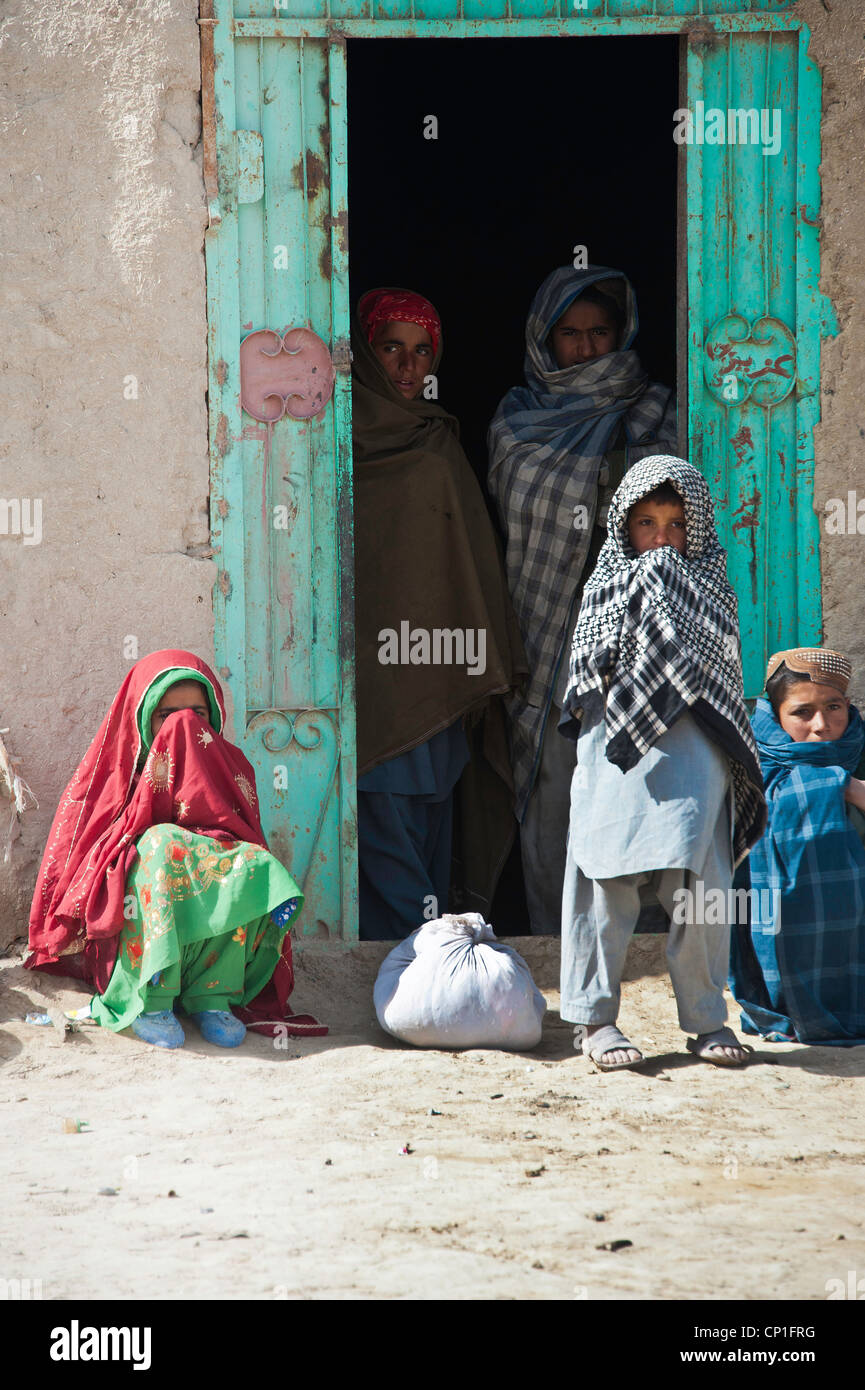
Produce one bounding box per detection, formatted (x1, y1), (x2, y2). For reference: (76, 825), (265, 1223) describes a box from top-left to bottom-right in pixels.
(560, 808), (733, 1035)
(520, 704), (575, 936)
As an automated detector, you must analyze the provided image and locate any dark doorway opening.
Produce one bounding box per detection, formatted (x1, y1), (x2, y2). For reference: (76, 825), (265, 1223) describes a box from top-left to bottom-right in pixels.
(347, 35), (680, 933)
(348, 36), (679, 475)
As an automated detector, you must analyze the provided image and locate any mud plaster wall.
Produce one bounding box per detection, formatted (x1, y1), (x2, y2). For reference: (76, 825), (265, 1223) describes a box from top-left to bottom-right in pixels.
(795, 0), (865, 693)
(0, 2), (863, 950)
(0, 0), (215, 947)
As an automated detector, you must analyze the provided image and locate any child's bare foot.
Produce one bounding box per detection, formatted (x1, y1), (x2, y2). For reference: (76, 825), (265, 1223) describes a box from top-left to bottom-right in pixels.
(579, 1023), (644, 1070)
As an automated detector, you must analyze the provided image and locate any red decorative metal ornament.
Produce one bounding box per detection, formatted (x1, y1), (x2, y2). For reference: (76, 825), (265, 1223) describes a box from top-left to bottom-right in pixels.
(239, 326), (336, 422)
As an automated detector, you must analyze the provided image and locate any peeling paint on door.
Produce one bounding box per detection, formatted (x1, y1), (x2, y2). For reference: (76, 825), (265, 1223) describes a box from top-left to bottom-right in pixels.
(203, 0), (831, 943)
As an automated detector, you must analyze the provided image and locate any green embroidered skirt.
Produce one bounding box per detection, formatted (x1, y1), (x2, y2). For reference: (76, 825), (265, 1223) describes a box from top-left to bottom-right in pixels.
(91, 824), (303, 1031)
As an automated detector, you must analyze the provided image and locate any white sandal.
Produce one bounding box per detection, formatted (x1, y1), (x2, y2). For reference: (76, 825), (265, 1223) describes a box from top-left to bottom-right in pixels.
(686, 1026), (752, 1068)
(575, 1023), (645, 1072)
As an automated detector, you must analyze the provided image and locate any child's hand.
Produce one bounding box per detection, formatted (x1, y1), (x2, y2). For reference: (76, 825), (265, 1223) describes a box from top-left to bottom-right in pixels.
(844, 777), (865, 812)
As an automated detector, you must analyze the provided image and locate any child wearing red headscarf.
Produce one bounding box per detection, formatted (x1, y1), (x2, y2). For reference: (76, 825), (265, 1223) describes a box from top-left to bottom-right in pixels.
(26, 651), (314, 1049)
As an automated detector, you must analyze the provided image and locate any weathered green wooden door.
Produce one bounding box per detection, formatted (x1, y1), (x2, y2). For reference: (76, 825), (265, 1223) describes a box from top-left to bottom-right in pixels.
(684, 22), (833, 696)
(204, 8), (356, 942)
(203, 1), (830, 942)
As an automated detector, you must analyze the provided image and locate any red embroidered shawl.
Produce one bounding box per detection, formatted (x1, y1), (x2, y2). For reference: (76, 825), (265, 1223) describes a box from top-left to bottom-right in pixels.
(26, 651), (297, 1019)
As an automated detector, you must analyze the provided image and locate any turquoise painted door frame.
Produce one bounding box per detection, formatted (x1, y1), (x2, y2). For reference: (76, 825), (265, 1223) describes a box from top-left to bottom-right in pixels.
(684, 22), (834, 696)
(205, 12), (355, 943)
(203, 0), (832, 944)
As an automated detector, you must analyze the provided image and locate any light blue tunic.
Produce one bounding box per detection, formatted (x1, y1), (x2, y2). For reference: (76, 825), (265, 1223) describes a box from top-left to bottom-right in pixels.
(568, 708), (731, 879)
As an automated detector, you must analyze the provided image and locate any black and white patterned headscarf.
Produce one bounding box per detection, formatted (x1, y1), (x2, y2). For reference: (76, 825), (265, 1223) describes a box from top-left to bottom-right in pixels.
(562, 454), (766, 865)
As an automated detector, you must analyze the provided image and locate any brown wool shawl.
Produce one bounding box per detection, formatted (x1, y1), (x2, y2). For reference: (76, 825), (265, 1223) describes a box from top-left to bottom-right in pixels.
(351, 295), (527, 776)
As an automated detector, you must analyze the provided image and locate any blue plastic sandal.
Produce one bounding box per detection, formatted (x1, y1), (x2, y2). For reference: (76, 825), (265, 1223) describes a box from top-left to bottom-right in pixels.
(131, 1009), (185, 1049)
(190, 1010), (247, 1048)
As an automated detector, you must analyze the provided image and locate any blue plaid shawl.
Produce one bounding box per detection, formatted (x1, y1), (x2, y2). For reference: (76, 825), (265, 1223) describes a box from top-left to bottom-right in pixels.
(730, 698), (865, 1045)
(487, 265), (676, 818)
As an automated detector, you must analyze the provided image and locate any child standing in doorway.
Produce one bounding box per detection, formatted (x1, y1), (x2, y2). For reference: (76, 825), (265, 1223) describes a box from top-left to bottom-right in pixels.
(558, 455), (766, 1070)
(488, 265), (677, 937)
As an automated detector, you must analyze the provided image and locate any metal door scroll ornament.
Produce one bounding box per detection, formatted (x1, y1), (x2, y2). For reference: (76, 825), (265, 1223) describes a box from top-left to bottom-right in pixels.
(240, 327), (336, 422)
(704, 315), (797, 407)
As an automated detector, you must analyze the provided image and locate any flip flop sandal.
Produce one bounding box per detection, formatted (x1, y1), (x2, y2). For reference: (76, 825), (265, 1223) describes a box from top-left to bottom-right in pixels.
(686, 1026), (753, 1068)
(764, 1030), (796, 1043)
(575, 1024), (646, 1072)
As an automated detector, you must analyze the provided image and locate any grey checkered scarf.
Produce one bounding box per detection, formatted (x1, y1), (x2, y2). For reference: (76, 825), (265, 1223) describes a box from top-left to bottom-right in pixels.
(487, 265), (675, 818)
(562, 454), (766, 866)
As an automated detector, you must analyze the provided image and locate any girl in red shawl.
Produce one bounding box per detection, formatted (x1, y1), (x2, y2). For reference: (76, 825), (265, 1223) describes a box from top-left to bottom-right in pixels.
(26, 651), (305, 1049)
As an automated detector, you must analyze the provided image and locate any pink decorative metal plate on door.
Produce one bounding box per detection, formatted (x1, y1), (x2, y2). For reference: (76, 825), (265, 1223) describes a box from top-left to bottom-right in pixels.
(239, 326), (336, 422)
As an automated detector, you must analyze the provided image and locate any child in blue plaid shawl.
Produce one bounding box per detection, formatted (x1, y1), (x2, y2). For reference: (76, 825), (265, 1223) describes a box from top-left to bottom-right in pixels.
(730, 648), (865, 1045)
(558, 456), (766, 1070)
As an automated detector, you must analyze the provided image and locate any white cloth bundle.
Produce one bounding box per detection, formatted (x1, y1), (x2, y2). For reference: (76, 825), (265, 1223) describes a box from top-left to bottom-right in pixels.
(374, 913), (546, 1050)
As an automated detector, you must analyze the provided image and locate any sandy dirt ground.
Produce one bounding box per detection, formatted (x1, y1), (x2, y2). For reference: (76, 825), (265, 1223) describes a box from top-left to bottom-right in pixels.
(1, 936), (864, 1302)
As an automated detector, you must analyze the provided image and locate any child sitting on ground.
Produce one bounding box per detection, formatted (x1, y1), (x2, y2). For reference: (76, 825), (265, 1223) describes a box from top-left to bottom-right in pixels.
(729, 648), (865, 1045)
(26, 651), (309, 1050)
(558, 455), (766, 1070)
